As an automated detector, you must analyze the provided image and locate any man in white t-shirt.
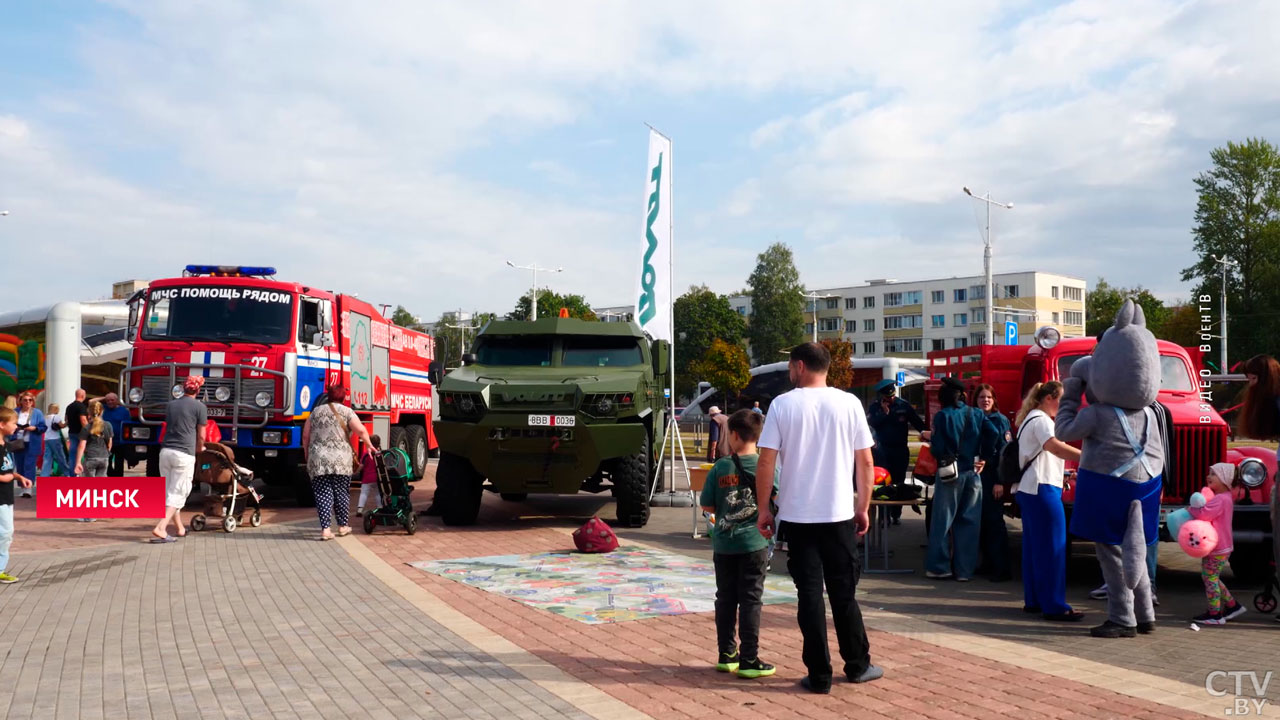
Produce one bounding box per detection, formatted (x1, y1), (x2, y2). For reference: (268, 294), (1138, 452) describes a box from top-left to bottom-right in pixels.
(755, 342), (882, 693)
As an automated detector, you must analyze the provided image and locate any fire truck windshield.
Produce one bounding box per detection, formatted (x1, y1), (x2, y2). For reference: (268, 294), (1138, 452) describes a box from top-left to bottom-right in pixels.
(141, 286), (295, 344)
(1056, 354), (1196, 392)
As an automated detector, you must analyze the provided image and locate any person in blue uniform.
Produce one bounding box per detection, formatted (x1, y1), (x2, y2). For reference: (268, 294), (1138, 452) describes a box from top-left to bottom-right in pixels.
(866, 379), (928, 524)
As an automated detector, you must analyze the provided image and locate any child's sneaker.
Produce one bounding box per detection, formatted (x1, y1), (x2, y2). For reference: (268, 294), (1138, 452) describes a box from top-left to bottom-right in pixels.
(1192, 611), (1225, 626)
(1222, 602), (1247, 621)
(0, 572), (18, 584)
(735, 658), (776, 679)
(715, 650), (739, 673)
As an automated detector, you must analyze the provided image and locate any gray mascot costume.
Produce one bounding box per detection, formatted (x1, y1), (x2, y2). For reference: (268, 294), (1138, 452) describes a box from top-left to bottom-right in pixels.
(1056, 299), (1166, 638)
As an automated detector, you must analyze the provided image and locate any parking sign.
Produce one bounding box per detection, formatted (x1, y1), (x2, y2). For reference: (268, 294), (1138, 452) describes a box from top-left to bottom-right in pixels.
(895, 370), (906, 387)
(1005, 321), (1019, 346)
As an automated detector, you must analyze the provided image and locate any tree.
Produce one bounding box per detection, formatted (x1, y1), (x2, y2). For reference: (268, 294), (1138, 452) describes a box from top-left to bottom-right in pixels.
(672, 286), (746, 396)
(1180, 138), (1280, 364)
(432, 311), (496, 369)
(1084, 278), (1169, 337)
(1160, 303), (1202, 348)
(510, 288), (598, 321)
(688, 339), (751, 406)
(820, 338), (854, 389)
(745, 243), (805, 365)
(390, 305), (424, 330)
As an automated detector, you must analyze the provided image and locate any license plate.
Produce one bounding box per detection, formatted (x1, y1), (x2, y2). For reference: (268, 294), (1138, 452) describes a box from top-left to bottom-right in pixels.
(208, 407), (228, 417)
(136, 445), (147, 453)
(528, 414), (575, 427)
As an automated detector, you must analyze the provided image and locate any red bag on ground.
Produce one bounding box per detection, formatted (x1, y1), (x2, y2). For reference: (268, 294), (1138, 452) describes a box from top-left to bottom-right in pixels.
(573, 516), (619, 553)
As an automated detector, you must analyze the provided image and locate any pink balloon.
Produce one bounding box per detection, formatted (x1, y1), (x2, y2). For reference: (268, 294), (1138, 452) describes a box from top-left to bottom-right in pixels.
(1178, 519), (1219, 558)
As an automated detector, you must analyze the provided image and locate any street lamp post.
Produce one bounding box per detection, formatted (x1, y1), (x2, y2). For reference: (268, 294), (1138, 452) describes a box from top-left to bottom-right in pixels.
(799, 290), (838, 344)
(506, 261), (564, 321)
(963, 187), (1013, 346)
(445, 309), (480, 367)
(1212, 254), (1239, 372)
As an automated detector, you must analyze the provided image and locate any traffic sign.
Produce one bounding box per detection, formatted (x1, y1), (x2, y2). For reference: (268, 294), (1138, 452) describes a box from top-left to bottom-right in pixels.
(1005, 321), (1019, 346)
(895, 370), (906, 387)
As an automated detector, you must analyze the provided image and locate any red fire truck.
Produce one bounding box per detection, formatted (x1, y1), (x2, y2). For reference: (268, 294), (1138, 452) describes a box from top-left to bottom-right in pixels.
(118, 265), (439, 504)
(925, 328), (1277, 580)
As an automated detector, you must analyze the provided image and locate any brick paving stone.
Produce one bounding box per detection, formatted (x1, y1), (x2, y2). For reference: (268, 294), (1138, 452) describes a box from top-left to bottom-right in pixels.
(0, 521), (590, 720)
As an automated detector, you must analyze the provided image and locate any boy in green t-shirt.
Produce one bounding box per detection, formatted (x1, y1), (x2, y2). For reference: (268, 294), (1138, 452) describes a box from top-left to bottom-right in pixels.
(699, 409), (776, 679)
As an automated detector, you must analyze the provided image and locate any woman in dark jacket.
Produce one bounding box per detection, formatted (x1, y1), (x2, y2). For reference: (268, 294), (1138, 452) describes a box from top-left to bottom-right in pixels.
(925, 377), (996, 581)
(971, 384), (1012, 581)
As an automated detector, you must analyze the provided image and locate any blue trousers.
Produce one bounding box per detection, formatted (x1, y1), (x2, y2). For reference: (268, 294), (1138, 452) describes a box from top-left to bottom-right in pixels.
(11, 446), (38, 484)
(1019, 485), (1071, 615)
(926, 471), (982, 578)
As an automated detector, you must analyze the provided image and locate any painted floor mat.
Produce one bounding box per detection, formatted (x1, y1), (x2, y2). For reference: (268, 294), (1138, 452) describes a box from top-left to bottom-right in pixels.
(409, 546), (797, 624)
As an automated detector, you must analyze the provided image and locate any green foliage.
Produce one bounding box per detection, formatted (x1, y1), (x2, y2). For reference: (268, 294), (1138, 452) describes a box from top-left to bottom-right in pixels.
(1085, 278), (1169, 337)
(433, 311), (496, 369)
(688, 339), (751, 400)
(672, 286), (746, 396)
(820, 338), (854, 389)
(511, 289), (598, 322)
(1180, 138), (1280, 364)
(745, 243), (806, 365)
(390, 305), (423, 330)
(1161, 303), (1202, 348)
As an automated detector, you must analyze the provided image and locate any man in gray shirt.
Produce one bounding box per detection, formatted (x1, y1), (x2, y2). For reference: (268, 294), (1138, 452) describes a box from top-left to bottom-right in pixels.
(151, 376), (207, 543)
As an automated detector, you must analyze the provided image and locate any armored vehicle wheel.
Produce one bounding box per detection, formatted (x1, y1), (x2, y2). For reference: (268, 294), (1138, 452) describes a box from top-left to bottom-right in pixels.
(190, 515), (206, 532)
(438, 452), (483, 526)
(406, 425), (429, 479)
(249, 509), (262, 527)
(223, 515), (238, 533)
(500, 493), (528, 502)
(613, 449), (650, 528)
(389, 427), (410, 466)
(405, 513), (417, 535)
(363, 514), (376, 534)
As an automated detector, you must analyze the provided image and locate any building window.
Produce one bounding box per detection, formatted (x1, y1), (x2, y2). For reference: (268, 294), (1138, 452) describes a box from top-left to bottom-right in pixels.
(863, 296), (876, 309)
(884, 292), (902, 307)
(736, 306), (746, 315)
(1051, 286), (1060, 299)
(954, 337), (968, 348)
(845, 320), (856, 333)
(931, 314), (946, 328)
(905, 290), (922, 305)
(1064, 286), (1083, 302)
(972, 308), (986, 324)
(1052, 312), (1060, 324)
(931, 339), (945, 352)
(885, 315), (923, 330)
(954, 313), (968, 326)
(819, 317), (841, 332)
(805, 301), (816, 312)
(886, 338), (923, 354)
(863, 341), (876, 354)
(845, 297), (856, 310)
(971, 332), (986, 346)
(969, 285), (985, 300)
(805, 323), (814, 335)
(931, 290), (944, 304)
(1064, 310), (1083, 326)
(1003, 285), (1020, 299)
(954, 288), (967, 303)
(863, 319), (875, 332)
(825, 297), (839, 309)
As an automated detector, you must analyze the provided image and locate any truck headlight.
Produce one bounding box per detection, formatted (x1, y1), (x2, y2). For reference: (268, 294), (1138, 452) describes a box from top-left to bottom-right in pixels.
(595, 396), (614, 415)
(214, 386), (232, 402)
(128, 387), (145, 404)
(459, 395), (477, 414)
(1240, 458), (1268, 488)
(1034, 326), (1061, 349)
(254, 391), (272, 408)
(131, 427), (151, 439)
(262, 431), (283, 444)
(171, 383), (184, 399)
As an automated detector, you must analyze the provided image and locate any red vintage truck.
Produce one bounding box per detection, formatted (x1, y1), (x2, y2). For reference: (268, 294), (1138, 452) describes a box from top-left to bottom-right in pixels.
(924, 329), (1277, 580)
(118, 265), (439, 504)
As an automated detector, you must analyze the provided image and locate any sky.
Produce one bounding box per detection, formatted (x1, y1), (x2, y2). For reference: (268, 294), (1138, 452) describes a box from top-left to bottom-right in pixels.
(2, 0), (1279, 321)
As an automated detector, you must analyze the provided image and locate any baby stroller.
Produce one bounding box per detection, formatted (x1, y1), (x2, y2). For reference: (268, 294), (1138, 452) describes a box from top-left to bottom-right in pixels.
(363, 447), (415, 535)
(189, 441), (262, 533)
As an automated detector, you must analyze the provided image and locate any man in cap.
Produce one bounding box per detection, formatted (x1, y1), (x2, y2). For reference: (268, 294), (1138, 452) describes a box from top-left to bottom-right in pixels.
(866, 378), (928, 524)
(707, 406), (731, 462)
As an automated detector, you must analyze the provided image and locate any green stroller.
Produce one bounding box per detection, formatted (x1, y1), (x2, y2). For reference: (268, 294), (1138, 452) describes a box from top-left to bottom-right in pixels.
(362, 447), (416, 535)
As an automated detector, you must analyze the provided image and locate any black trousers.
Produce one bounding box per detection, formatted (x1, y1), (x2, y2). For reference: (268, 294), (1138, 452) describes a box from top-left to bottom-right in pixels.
(713, 549), (769, 659)
(108, 449), (126, 477)
(781, 519), (871, 685)
(978, 467), (1011, 577)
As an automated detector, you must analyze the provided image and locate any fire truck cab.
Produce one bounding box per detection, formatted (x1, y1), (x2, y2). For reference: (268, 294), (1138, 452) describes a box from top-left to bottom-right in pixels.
(119, 265), (438, 504)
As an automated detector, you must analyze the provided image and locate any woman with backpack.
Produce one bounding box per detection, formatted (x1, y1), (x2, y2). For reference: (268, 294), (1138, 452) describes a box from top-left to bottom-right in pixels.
(972, 384), (1012, 582)
(925, 377), (997, 581)
(1015, 382), (1084, 622)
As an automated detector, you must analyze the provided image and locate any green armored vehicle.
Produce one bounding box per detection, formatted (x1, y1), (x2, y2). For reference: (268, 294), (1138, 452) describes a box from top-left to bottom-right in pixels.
(432, 316), (670, 528)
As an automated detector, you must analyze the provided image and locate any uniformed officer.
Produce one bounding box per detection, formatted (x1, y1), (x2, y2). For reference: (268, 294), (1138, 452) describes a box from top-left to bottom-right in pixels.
(866, 379), (928, 524)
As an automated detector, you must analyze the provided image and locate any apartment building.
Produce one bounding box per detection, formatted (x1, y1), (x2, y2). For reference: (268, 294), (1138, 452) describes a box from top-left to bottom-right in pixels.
(727, 271), (1087, 359)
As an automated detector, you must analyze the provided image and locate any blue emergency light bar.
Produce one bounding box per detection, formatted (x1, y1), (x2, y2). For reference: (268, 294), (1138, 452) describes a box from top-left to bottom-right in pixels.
(184, 265), (277, 278)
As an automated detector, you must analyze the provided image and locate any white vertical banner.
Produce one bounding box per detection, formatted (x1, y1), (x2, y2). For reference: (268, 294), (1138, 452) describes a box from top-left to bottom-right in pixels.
(635, 128), (672, 341)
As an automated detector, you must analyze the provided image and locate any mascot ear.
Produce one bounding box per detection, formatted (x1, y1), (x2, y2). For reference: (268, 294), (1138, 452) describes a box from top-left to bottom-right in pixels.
(1115, 298), (1136, 329)
(1131, 301), (1147, 328)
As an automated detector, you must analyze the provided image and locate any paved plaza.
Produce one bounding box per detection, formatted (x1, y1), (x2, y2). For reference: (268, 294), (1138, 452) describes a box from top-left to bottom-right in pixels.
(0, 465), (1277, 719)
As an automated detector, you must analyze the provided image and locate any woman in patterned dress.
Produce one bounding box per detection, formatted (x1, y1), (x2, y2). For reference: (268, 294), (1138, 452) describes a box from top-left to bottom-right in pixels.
(302, 385), (371, 540)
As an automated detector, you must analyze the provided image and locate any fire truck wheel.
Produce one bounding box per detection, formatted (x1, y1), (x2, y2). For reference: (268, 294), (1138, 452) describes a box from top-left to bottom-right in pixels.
(613, 447), (651, 529)
(389, 427), (410, 464)
(438, 452), (483, 526)
(406, 425), (429, 479)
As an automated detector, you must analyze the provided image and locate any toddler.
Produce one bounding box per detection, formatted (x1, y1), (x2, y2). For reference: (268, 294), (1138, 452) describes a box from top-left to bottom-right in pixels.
(356, 435), (383, 516)
(1190, 462), (1246, 625)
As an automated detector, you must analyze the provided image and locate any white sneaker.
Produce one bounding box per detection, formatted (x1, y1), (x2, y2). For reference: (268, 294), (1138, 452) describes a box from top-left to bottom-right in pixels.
(1089, 583), (1108, 600)
(925, 571), (953, 579)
